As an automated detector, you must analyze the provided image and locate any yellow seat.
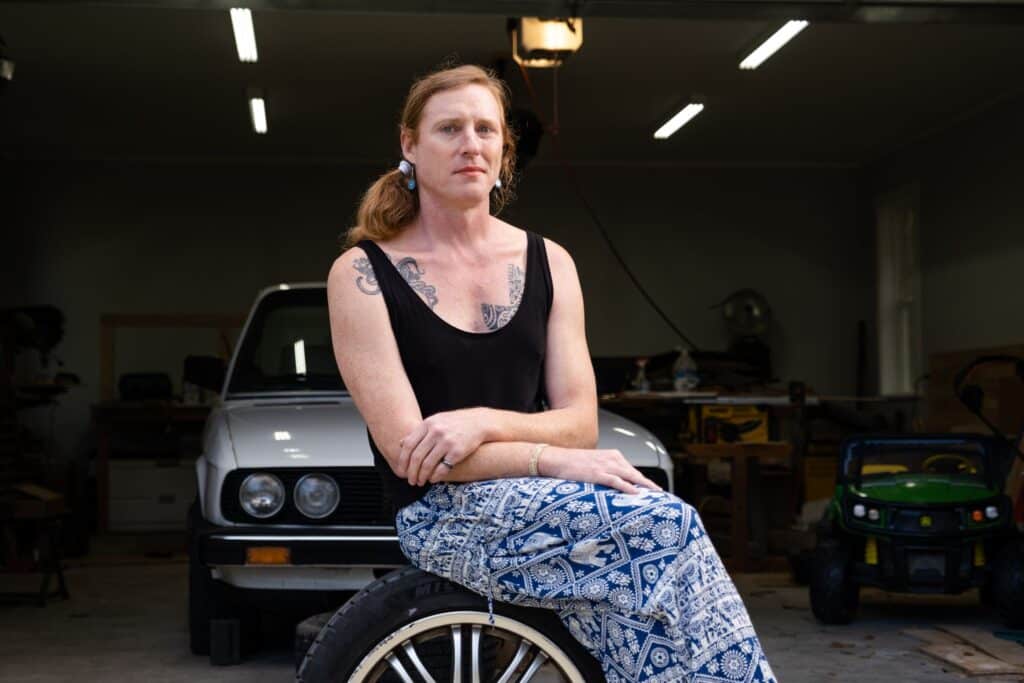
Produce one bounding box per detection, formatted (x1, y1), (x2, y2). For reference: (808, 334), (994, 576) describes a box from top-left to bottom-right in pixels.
(861, 464), (909, 475)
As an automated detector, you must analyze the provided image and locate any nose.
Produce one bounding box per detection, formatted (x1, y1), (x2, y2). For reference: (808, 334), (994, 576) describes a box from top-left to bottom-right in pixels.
(460, 129), (483, 156)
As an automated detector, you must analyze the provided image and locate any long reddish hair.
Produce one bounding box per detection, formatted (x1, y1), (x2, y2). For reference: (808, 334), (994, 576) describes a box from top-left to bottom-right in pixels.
(344, 64), (518, 248)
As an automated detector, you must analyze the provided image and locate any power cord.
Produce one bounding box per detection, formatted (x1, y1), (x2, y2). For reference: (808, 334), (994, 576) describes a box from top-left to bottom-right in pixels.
(515, 63), (701, 351)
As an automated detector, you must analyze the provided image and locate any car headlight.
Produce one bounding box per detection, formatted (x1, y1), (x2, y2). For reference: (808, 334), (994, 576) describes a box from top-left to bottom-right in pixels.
(853, 503), (866, 518)
(294, 473), (340, 519)
(239, 473), (285, 519)
(985, 505), (999, 520)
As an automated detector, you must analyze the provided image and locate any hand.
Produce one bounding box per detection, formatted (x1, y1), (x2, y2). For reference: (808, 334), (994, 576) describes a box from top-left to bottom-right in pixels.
(539, 446), (663, 495)
(399, 408), (489, 486)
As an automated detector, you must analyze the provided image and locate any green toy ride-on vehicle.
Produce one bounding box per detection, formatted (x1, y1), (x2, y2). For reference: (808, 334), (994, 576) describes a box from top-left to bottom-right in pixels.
(810, 356), (1024, 626)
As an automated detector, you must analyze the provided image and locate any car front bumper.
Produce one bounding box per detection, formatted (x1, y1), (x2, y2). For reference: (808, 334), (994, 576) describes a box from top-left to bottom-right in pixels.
(196, 522), (408, 591)
(199, 526), (408, 567)
(850, 534), (1004, 593)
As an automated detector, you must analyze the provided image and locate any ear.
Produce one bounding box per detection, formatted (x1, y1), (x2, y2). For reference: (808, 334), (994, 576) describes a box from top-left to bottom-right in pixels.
(400, 127), (416, 165)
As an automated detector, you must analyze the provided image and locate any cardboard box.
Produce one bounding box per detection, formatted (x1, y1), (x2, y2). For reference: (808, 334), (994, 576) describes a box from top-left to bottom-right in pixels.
(694, 405), (769, 443)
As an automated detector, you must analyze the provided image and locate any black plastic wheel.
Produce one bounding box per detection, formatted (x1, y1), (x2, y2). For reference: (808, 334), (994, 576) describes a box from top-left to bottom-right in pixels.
(296, 566), (604, 683)
(992, 537), (1024, 628)
(809, 539), (859, 624)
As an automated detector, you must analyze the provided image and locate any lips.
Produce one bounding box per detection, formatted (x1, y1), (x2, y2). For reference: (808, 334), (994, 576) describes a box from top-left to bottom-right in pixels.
(455, 167), (486, 174)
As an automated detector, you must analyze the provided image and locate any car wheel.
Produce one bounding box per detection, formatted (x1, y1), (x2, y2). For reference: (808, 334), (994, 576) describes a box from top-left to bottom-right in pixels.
(809, 539), (859, 624)
(188, 501), (214, 656)
(296, 566), (604, 683)
(992, 537), (1024, 628)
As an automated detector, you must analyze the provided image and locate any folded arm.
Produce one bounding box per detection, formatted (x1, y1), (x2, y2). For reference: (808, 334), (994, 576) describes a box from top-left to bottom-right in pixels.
(328, 242), (655, 496)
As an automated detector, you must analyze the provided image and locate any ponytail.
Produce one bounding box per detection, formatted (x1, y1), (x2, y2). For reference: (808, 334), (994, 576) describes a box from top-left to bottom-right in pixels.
(344, 168), (418, 248)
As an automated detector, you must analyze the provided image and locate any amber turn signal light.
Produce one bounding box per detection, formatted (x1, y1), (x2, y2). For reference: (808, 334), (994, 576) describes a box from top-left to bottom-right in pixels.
(246, 546), (291, 565)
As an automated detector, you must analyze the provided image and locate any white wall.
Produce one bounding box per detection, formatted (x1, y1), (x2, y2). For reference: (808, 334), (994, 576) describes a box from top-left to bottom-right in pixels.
(9, 159), (871, 461)
(871, 92), (1024, 357)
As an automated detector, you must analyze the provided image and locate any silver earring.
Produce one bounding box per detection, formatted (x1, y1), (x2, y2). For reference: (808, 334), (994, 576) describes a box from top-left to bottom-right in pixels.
(494, 177), (502, 190)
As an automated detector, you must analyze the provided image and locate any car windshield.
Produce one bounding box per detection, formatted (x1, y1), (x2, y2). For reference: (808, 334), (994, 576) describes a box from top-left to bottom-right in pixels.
(847, 440), (987, 482)
(227, 288), (345, 394)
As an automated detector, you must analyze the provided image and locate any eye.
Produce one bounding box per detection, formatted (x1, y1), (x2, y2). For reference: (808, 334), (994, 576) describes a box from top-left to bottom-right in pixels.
(440, 124), (458, 133)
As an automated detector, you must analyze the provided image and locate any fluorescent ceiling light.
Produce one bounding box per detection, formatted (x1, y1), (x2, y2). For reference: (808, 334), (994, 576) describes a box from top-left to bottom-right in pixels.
(249, 96), (268, 134)
(653, 103), (704, 140)
(230, 8), (258, 63)
(739, 20), (809, 70)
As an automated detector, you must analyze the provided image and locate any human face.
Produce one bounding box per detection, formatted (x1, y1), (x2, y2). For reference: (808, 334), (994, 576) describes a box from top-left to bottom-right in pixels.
(402, 84), (504, 210)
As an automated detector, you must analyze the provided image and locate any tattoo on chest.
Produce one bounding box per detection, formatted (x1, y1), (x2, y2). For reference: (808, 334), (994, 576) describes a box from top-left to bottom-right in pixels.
(480, 264), (525, 331)
(352, 255), (439, 309)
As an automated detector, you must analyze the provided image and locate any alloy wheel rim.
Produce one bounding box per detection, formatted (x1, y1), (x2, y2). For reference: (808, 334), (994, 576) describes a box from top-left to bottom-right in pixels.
(348, 610), (587, 683)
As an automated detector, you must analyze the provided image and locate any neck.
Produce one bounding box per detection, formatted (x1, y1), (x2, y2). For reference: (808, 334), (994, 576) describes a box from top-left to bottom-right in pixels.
(407, 191), (494, 254)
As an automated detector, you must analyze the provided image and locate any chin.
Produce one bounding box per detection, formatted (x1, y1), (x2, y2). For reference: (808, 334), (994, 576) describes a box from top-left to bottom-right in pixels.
(443, 188), (490, 209)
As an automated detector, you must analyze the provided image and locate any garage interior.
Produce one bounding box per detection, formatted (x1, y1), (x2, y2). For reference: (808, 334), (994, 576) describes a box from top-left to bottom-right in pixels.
(2, 0), (1024, 681)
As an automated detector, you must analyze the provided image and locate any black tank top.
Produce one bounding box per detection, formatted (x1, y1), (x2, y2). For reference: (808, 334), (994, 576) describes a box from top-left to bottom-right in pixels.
(357, 232), (554, 512)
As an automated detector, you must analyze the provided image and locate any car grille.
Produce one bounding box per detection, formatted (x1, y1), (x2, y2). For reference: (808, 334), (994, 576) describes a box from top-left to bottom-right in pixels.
(223, 465), (673, 526)
(890, 508), (961, 534)
(222, 466), (394, 526)
(638, 467), (671, 492)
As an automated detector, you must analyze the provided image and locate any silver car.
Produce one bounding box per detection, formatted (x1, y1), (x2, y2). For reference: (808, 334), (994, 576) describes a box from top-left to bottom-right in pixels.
(188, 282), (674, 663)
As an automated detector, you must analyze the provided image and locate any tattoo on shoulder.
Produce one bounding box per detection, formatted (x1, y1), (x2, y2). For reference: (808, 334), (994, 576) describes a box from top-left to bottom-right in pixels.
(480, 264), (525, 331)
(353, 257), (380, 296)
(353, 252), (439, 309)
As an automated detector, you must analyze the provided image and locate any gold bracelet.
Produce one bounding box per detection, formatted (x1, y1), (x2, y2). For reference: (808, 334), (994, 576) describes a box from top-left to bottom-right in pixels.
(528, 443), (549, 477)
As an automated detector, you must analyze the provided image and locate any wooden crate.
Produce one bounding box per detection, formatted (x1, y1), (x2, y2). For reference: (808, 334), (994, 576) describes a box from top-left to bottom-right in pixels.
(925, 344), (1024, 434)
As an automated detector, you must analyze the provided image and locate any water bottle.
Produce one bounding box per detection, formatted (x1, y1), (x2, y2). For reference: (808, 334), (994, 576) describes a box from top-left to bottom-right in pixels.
(673, 348), (699, 391)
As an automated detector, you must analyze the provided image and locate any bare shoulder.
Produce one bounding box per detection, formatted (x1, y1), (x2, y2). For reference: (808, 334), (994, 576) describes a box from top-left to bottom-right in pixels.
(541, 236), (580, 281)
(329, 246), (377, 292)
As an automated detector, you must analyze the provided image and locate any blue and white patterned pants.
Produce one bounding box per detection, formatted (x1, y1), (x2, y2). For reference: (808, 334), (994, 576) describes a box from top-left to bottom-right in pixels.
(396, 478), (776, 683)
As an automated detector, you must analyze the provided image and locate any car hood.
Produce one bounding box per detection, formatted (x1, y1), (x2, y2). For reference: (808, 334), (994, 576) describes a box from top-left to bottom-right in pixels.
(595, 409), (665, 468)
(855, 474), (995, 504)
(225, 399), (374, 469)
(222, 400), (665, 470)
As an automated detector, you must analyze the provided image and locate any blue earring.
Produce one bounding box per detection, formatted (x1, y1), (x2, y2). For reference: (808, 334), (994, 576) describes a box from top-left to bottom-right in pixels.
(398, 159), (416, 191)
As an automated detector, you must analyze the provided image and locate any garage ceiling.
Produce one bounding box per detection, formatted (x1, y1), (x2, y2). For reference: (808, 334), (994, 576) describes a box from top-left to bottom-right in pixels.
(1, 2), (1023, 167)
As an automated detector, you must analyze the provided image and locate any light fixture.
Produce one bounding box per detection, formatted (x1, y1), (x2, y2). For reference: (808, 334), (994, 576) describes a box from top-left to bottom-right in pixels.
(293, 339), (307, 376)
(249, 94), (268, 134)
(653, 103), (704, 140)
(230, 8), (258, 63)
(510, 17), (583, 68)
(0, 36), (13, 90)
(739, 20), (808, 70)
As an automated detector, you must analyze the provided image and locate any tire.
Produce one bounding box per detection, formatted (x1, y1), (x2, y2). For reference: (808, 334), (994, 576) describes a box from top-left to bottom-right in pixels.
(809, 539), (859, 624)
(188, 501), (214, 656)
(992, 537), (1024, 628)
(296, 566), (604, 683)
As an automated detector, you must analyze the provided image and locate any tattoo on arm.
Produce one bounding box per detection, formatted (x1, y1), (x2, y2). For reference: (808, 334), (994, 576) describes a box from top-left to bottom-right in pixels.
(480, 264), (525, 330)
(353, 257), (380, 296)
(353, 253), (439, 309)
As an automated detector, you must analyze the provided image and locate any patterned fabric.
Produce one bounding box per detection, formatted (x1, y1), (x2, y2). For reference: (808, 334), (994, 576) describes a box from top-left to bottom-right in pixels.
(396, 478), (777, 683)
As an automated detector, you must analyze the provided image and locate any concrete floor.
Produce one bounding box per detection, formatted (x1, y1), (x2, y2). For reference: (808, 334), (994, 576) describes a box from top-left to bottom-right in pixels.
(1, 537), (1022, 682)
